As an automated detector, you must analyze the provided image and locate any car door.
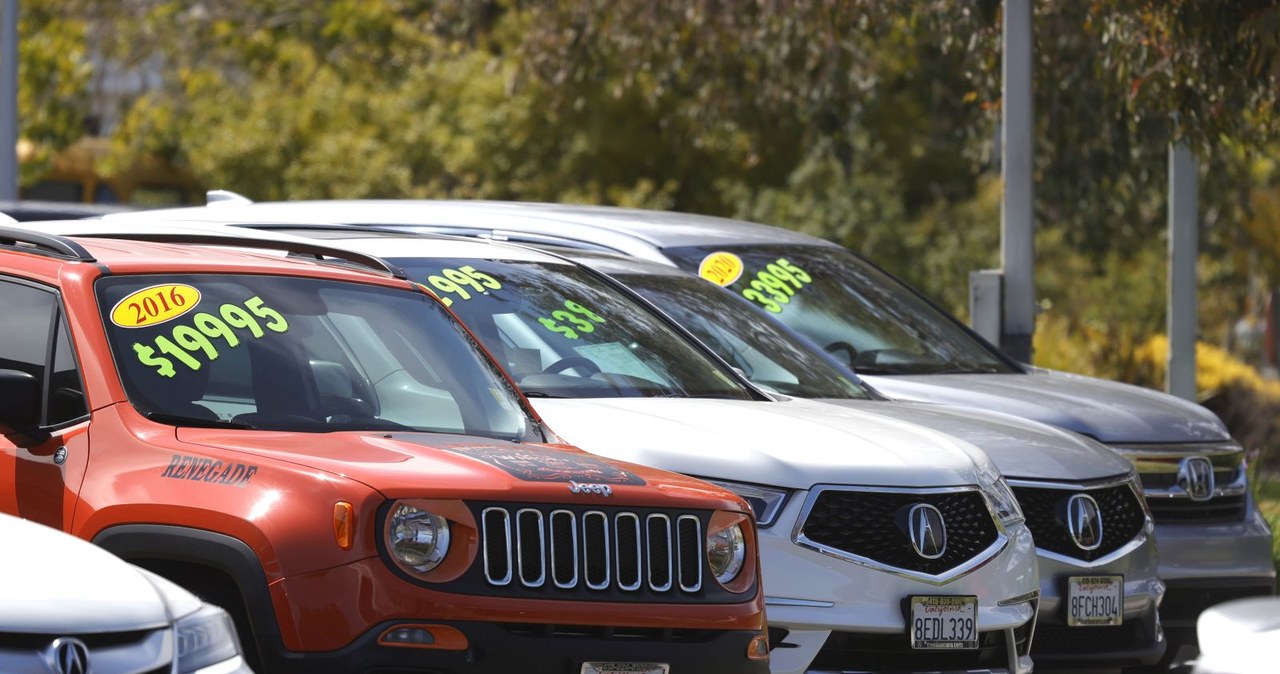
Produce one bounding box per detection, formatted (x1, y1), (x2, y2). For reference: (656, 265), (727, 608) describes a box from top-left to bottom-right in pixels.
(0, 277), (92, 531)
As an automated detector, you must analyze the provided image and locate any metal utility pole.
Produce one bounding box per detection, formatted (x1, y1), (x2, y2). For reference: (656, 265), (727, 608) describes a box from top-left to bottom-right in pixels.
(1167, 141), (1198, 400)
(0, 0), (16, 200)
(999, 0), (1035, 363)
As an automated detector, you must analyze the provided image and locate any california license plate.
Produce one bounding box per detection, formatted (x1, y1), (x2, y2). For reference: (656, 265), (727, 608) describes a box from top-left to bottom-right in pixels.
(580, 663), (670, 674)
(910, 595), (979, 649)
(1067, 575), (1123, 626)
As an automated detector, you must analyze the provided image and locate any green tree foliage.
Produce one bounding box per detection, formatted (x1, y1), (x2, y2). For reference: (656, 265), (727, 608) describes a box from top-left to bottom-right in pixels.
(14, 0), (93, 180)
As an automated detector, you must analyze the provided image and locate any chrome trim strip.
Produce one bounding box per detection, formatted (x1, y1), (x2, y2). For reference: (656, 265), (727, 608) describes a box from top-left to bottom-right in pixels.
(677, 515), (703, 592)
(998, 590), (1041, 607)
(583, 511), (611, 590)
(646, 514), (673, 592)
(481, 507), (513, 586)
(550, 509), (579, 589)
(615, 513), (642, 591)
(1006, 475), (1134, 491)
(791, 484), (1010, 586)
(764, 596), (836, 608)
(515, 508), (546, 588)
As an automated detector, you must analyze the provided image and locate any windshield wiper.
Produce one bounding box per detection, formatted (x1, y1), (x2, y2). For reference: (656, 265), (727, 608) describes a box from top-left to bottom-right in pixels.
(521, 390), (568, 399)
(142, 411), (257, 430)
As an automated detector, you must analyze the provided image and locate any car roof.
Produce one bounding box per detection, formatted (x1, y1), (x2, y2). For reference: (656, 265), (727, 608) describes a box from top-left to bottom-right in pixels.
(36, 216), (573, 265)
(1, 219), (412, 285)
(106, 198), (840, 254)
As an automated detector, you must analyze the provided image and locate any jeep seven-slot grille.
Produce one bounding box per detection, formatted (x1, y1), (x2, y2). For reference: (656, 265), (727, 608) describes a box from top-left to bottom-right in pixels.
(800, 489), (999, 575)
(479, 504), (705, 600)
(1012, 482), (1147, 562)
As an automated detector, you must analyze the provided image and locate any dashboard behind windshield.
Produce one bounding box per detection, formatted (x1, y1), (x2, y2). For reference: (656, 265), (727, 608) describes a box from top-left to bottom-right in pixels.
(662, 243), (1016, 375)
(389, 257), (755, 400)
(97, 274), (539, 439)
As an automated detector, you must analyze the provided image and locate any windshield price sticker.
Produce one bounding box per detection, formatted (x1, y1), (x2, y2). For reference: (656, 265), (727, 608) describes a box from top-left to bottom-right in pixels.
(111, 283), (202, 328)
(698, 251), (745, 286)
(132, 295), (289, 377)
(422, 265), (502, 307)
(739, 258), (812, 314)
(580, 663), (670, 674)
(910, 596), (978, 650)
(537, 299), (605, 340)
(1067, 575), (1123, 627)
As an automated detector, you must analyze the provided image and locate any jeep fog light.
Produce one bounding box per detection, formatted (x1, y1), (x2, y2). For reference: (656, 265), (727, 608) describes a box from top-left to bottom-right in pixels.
(706, 523), (745, 584)
(388, 503), (451, 573)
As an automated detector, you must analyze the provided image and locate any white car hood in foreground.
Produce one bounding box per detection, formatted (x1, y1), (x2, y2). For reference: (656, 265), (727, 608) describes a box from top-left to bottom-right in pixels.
(530, 396), (989, 489)
(817, 400), (1134, 482)
(0, 516), (172, 632)
(863, 368), (1230, 444)
(1194, 596), (1280, 674)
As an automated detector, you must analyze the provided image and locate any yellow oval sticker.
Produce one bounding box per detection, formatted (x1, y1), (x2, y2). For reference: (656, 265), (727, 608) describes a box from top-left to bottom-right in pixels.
(698, 251), (744, 287)
(110, 284), (202, 328)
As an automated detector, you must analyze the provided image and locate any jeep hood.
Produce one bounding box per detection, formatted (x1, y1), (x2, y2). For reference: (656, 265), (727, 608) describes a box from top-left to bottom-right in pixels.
(178, 430), (742, 510)
(0, 515), (171, 633)
(861, 368), (1230, 444)
(816, 400), (1133, 482)
(527, 397), (990, 490)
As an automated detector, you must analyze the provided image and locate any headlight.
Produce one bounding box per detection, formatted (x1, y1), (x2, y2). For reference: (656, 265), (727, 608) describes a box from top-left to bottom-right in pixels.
(388, 502), (451, 573)
(706, 523), (746, 585)
(704, 479), (789, 527)
(980, 475), (1024, 526)
(175, 603), (243, 674)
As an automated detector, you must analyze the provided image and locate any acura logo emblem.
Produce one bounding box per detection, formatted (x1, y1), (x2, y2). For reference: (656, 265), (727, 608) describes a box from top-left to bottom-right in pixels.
(1177, 456), (1215, 502)
(1065, 493), (1104, 551)
(907, 503), (947, 559)
(45, 637), (89, 674)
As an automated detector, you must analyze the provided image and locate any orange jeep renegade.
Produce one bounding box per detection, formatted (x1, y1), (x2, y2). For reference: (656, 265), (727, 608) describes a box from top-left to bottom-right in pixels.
(0, 227), (768, 674)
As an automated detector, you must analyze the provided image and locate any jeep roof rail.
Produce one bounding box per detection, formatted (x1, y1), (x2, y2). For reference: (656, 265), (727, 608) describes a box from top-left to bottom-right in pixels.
(206, 189), (254, 206)
(75, 232), (407, 279)
(0, 226), (97, 262)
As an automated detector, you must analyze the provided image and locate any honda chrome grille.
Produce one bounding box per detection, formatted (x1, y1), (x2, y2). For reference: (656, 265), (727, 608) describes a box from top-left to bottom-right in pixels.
(481, 506), (703, 595)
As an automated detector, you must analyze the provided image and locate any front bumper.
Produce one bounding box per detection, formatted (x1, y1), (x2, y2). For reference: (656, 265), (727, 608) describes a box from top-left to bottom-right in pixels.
(1154, 497), (1276, 632)
(1029, 538), (1166, 667)
(759, 496), (1039, 674)
(261, 619), (769, 674)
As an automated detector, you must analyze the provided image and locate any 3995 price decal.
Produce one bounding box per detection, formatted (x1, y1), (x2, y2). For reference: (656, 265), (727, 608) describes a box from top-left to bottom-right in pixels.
(132, 296), (289, 377)
(537, 299), (605, 340)
(420, 266), (502, 307)
(739, 258), (813, 313)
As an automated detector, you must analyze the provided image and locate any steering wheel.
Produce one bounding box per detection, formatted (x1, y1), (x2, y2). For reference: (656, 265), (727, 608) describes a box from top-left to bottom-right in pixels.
(824, 341), (859, 367)
(542, 357), (602, 376)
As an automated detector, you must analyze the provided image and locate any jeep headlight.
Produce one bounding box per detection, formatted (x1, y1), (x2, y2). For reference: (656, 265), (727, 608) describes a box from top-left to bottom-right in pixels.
(706, 523), (746, 585)
(175, 603), (243, 674)
(980, 473), (1024, 526)
(387, 502), (451, 573)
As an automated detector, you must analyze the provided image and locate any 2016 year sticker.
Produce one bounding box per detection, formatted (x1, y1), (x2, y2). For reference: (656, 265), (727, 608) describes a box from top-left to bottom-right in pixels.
(110, 284), (202, 328)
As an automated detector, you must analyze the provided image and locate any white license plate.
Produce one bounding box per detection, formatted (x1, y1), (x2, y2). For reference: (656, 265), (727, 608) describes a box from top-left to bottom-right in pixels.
(580, 663), (670, 674)
(910, 595), (979, 649)
(1067, 575), (1123, 626)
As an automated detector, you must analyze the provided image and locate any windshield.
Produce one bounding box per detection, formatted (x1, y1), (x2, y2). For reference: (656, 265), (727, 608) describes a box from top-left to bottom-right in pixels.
(97, 274), (539, 440)
(662, 244), (1016, 375)
(615, 272), (872, 399)
(388, 257), (755, 400)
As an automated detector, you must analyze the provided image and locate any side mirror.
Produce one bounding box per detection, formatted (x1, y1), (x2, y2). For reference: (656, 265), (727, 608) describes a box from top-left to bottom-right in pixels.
(0, 369), (41, 431)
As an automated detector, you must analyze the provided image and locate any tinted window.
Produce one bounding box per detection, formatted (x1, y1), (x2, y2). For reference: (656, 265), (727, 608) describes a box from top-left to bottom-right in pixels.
(0, 280), (54, 386)
(663, 244), (1015, 375)
(96, 274), (539, 440)
(389, 258), (754, 400)
(48, 317), (88, 424)
(617, 273), (871, 399)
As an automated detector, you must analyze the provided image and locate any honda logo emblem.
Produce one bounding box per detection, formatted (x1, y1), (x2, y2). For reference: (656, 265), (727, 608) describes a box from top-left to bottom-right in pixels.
(1177, 456), (1215, 502)
(907, 503), (947, 559)
(45, 637), (89, 674)
(1065, 493), (1104, 551)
